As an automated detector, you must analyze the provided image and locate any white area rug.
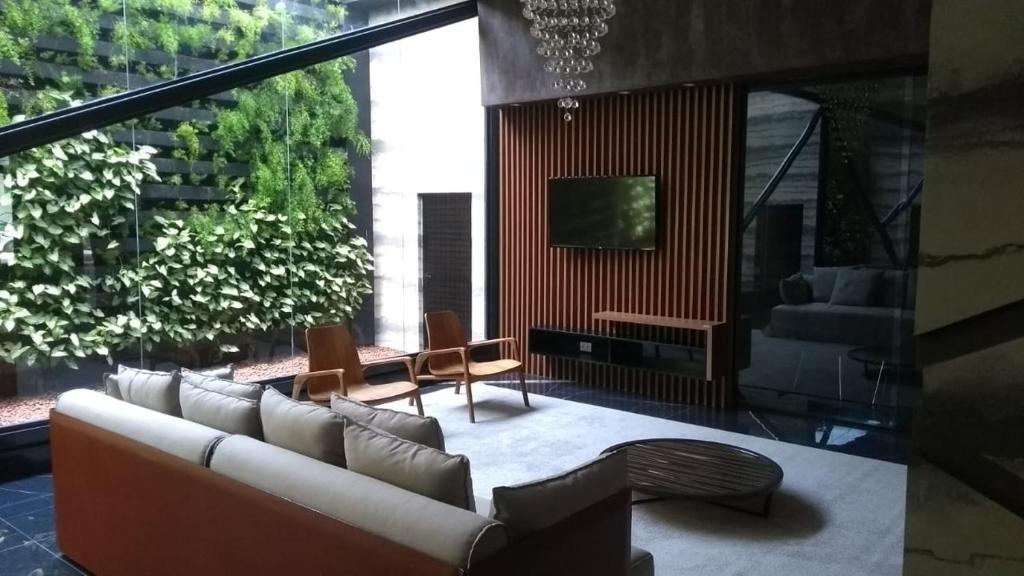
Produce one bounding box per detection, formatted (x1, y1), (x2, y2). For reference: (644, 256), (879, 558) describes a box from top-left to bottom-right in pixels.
(381, 384), (907, 576)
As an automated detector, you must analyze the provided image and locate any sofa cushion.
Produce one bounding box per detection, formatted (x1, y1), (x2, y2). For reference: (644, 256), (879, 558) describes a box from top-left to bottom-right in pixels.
(103, 373), (121, 399)
(830, 267), (882, 306)
(209, 435), (507, 569)
(115, 366), (182, 416)
(630, 546), (655, 576)
(779, 273), (811, 305)
(196, 364), (235, 380)
(490, 450), (627, 540)
(810, 266), (843, 302)
(770, 302), (915, 346)
(180, 381), (262, 439)
(54, 389), (225, 466)
(181, 368), (262, 401)
(260, 387), (346, 468)
(331, 393), (444, 451)
(343, 418), (473, 511)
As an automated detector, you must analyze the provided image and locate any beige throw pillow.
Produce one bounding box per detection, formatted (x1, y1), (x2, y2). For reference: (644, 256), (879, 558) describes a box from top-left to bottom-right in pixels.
(343, 418), (474, 511)
(260, 387), (346, 468)
(330, 393), (444, 451)
(490, 450), (628, 539)
(180, 381), (262, 439)
(115, 366), (182, 416)
(181, 368), (262, 401)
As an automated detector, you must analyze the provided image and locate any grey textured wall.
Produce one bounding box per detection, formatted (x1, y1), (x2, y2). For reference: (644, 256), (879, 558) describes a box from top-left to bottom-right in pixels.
(478, 0), (931, 106)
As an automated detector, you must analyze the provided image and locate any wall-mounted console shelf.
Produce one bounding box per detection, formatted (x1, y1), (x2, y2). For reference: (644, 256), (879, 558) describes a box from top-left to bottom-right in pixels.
(528, 312), (728, 382)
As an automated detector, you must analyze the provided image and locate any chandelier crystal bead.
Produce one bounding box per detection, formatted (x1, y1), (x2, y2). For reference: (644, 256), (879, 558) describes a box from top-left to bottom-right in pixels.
(520, 0), (615, 121)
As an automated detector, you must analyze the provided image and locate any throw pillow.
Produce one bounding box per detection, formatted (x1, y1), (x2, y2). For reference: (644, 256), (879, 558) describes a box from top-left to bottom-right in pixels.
(342, 418), (474, 511)
(490, 450), (627, 540)
(260, 387), (346, 468)
(778, 273), (811, 305)
(181, 368), (262, 401)
(115, 366), (182, 416)
(830, 267), (883, 306)
(810, 266), (842, 302)
(103, 373), (122, 400)
(197, 364), (235, 380)
(180, 381), (262, 439)
(331, 393), (444, 451)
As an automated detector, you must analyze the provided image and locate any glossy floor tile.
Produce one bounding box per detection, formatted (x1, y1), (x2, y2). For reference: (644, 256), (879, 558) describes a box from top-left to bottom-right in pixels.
(0, 475), (85, 576)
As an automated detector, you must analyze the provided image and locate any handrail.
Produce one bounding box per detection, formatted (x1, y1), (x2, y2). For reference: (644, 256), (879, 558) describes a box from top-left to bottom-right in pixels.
(0, 1), (478, 159)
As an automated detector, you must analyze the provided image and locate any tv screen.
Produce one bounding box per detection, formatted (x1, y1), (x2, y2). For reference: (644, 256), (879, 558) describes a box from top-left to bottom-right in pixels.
(548, 176), (657, 250)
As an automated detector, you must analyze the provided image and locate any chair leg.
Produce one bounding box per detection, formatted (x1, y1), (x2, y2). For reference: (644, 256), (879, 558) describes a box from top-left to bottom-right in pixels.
(519, 370), (530, 407)
(413, 392), (424, 416)
(465, 381), (475, 423)
(408, 397), (414, 406)
(455, 381), (461, 395)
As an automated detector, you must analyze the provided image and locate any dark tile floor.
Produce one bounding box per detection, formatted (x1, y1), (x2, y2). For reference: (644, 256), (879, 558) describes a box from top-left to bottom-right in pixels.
(0, 474), (84, 576)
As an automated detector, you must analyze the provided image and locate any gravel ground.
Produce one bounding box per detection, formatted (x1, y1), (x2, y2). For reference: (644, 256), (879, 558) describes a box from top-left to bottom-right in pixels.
(0, 345), (408, 427)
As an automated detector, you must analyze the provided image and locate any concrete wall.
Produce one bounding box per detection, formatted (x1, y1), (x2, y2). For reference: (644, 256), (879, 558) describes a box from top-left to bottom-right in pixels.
(370, 18), (485, 351)
(478, 0), (931, 106)
(905, 1), (1024, 573)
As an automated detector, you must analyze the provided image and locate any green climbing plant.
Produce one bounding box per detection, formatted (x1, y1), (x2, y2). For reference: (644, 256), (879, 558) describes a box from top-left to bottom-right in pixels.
(0, 118), (159, 372)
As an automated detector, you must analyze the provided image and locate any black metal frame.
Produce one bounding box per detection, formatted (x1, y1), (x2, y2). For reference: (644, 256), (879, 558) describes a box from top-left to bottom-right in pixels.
(484, 107), (501, 338)
(0, 1), (478, 158)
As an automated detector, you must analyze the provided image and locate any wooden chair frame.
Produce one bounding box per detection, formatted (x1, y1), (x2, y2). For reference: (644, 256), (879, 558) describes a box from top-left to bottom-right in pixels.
(416, 331), (529, 423)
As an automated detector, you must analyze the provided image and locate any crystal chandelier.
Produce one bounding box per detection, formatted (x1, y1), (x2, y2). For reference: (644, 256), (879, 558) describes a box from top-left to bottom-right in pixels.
(520, 0), (616, 121)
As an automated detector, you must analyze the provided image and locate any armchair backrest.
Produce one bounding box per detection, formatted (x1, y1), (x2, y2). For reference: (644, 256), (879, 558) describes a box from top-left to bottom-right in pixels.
(423, 311), (468, 375)
(306, 324), (366, 390)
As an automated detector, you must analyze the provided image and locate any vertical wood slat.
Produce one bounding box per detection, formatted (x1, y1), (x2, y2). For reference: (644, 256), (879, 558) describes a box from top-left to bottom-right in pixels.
(498, 86), (738, 408)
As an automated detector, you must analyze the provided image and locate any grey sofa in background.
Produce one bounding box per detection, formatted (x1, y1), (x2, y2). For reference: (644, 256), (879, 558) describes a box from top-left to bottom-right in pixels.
(769, 267), (916, 347)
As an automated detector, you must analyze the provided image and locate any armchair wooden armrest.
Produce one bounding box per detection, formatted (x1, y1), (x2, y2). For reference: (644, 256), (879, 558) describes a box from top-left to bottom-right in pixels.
(467, 337), (520, 359)
(414, 347), (468, 375)
(361, 356), (416, 382)
(292, 368), (346, 400)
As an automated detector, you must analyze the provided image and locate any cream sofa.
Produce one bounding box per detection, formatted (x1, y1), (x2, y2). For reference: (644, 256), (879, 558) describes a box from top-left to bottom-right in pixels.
(50, 389), (653, 576)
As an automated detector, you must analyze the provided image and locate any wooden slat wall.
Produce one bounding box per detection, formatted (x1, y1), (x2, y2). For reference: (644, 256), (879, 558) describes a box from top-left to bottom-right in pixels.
(499, 86), (738, 407)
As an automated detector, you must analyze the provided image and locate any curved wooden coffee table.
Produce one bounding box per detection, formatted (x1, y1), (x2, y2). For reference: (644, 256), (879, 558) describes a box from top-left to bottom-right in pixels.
(603, 438), (784, 517)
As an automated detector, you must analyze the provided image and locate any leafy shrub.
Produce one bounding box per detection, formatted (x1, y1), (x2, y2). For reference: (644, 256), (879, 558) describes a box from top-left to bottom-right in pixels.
(0, 126), (159, 369)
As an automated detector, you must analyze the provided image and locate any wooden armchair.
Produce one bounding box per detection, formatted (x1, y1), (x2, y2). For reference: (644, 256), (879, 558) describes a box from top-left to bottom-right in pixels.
(416, 311), (529, 423)
(294, 323), (423, 415)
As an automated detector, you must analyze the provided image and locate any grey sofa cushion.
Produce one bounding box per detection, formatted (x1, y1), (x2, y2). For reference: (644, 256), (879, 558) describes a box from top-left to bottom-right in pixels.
(810, 266), (843, 302)
(103, 373), (121, 399)
(196, 364), (235, 380)
(55, 389), (225, 465)
(779, 273), (811, 305)
(490, 450), (627, 540)
(830, 268), (882, 306)
(343, 418), (474, 511)
(210, 435), (507, 569)
(115, 366), (182, 416)
(770, 302), (915, 346)
(181, 368), (262, 401)
(331, 393), (444, 451)
(180, 381), (262, 439)
(260, 387), (346, 468)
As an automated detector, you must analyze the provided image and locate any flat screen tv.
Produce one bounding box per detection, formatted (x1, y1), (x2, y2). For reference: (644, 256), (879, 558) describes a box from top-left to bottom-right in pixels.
(548, 175), (657, 250)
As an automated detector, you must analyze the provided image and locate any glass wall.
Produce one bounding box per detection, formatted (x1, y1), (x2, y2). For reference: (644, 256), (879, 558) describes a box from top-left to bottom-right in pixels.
(738, 76), (925, 420)
(0, 1), (481, 426)
(0, 0), (463, 125)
